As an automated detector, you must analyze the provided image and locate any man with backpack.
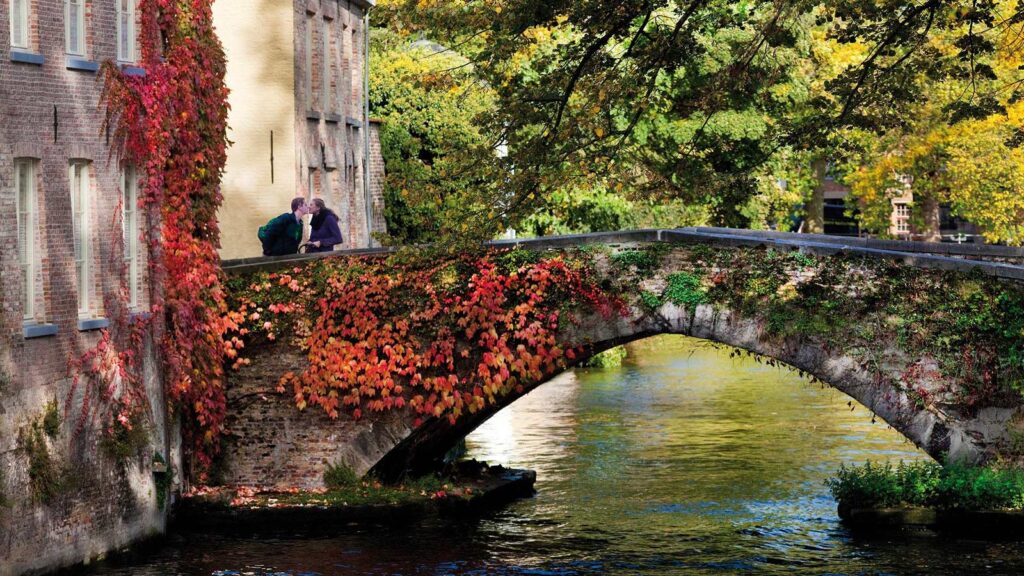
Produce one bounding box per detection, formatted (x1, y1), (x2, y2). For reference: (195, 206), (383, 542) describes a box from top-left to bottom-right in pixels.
(259, 197), (307, 256)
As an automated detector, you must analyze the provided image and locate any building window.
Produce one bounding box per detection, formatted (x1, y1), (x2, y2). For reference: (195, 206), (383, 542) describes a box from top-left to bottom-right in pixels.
(305, 15), (315, 110)
(117, 0), (136, 62)
(16, 159), (36, 321)
(70, 161), (92, 317)
(322, 18), (331, 112)
(9, 0), (28, 48)
(65, 0), (86, 56)
(895, 203), (911, 234)
(121, 165), (140, 308)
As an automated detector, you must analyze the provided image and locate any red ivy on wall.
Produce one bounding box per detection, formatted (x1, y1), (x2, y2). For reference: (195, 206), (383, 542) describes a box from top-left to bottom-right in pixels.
(99, 0), (233, 476)
(228, 253), (627, 425)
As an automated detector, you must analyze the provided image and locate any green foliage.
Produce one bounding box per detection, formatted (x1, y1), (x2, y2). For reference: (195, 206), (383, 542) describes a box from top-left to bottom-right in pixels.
(324, 461), (361, 489)
(664, 272), (708, 308)
(611, 249), (661, 273)
(497, 248), (542, 274)
(788, 251), (816, 268)
(153, 453), (173, 510)
(101, 410), (150, 460)
(582, 346), (627, 368)
(20, 425), (63, 505)
(0, 368), (10, 394)
(519, 185), (638, 237)
(370, 30), (499, 244)
(640, 290), (663, 310)
(828, 461), (1024, 511)
(42, 399), (60, 438)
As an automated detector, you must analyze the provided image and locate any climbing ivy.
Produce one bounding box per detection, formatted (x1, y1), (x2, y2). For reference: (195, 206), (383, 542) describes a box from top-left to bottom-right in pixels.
(95, 0), (232, 477)
(227, 252), (626, 424)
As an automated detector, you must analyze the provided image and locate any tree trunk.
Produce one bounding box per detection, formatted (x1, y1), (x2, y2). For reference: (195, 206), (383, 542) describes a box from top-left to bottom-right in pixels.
(805, 158), (826, 234)
(920, 194), (941, 242)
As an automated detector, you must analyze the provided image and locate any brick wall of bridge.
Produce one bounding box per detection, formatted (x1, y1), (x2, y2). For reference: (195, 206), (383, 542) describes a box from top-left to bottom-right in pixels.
(219, 344), (409, 489)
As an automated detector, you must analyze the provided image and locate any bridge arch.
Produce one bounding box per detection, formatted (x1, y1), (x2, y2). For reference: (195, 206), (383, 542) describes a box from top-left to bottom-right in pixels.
(368, 304), (960, 482)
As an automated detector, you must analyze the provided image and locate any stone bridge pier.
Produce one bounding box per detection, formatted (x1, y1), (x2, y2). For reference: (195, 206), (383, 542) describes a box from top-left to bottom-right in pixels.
(219, 229), (1024, 487)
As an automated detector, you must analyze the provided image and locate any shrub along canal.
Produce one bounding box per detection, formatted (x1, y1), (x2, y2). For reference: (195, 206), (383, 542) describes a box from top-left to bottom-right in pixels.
(78, 336), (1024, 575)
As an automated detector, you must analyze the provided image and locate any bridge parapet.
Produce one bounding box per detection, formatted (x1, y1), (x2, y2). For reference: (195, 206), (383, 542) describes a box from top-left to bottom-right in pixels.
(223, 228), (1024, 281)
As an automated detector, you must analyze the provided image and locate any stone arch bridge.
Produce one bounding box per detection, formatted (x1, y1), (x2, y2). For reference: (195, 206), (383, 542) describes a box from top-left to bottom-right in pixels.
(220, 228), (1024, 487)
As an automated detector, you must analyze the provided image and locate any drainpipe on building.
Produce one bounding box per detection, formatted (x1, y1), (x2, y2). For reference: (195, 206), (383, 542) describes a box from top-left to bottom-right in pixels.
(363, 6), (373, 248)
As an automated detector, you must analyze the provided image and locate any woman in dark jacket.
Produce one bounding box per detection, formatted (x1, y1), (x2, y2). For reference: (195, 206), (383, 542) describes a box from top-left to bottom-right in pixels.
(305, 198), (344, 253)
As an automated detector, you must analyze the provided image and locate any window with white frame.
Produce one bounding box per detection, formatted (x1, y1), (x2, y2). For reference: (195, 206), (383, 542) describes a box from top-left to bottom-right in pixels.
(10, 0), (29, 48)
(65, 0), (85, 55)
(895, 203), (911, 233)
(121, 166), (140, 308)
(70, 161), (92, 317)
(16, 159), (36, 321)
(117, 0), (136, 62)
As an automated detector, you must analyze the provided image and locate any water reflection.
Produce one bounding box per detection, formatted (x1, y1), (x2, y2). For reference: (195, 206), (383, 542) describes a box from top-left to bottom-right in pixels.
(82, 335), (1024, 575)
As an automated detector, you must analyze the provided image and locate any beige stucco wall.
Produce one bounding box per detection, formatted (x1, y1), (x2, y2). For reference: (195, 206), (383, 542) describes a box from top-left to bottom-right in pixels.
(214, 0), (297, 259)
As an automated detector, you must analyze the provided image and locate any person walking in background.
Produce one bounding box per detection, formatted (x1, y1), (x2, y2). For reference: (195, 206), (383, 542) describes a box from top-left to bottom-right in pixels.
(259, 197), (307, 256)
(305, 198), (344, 253)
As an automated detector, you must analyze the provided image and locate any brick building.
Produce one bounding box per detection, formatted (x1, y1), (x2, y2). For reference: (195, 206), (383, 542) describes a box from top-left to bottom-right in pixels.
(213, 0), (386, 259)
(0, 1), (173, 574)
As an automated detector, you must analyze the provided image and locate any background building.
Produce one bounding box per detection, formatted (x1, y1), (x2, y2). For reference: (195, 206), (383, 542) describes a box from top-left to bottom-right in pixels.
(213, 0), (386, 260)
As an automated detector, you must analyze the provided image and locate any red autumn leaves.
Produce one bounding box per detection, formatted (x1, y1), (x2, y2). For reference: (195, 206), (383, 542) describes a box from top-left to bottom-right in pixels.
(230, 253), (626, 428)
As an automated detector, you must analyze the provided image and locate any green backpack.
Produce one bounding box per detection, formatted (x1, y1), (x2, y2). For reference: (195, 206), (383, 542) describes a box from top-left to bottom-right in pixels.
(258, 215), (279, 253)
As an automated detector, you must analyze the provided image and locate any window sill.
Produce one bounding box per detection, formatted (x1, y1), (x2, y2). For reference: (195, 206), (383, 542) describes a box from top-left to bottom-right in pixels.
(120, 64), (145, 76)
(10, 50), (45, 65)
(306, 110), (322, 121)
(324, 113), (342, 124)
(66, 56), (99, 72)
(345, 116), (362, 128)
(77, 318), (110, 331)
(23, 323), (58, 339)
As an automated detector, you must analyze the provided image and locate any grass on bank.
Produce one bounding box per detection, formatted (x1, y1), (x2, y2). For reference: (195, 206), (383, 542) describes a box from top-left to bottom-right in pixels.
(827, 461), (1024, 510)
(195, 462), (457, 508)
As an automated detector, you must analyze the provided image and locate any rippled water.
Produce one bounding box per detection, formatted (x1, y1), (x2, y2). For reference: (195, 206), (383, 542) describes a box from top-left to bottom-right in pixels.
(83, 336), (1024, 575)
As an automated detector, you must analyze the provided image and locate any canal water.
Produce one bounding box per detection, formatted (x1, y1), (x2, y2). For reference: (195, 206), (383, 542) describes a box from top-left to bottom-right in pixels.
(84, 335), (1024, 575)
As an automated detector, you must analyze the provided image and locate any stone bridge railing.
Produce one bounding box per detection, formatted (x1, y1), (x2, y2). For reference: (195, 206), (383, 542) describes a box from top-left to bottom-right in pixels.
(223, 227), (1024, 280)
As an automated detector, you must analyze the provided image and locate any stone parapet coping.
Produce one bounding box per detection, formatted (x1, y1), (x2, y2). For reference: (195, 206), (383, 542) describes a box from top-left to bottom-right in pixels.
(223, 229), (1024, 282)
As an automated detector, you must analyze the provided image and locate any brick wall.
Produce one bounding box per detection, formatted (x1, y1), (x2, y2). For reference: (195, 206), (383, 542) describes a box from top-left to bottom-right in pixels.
(291, 0), (378, 250)
(216, 0), (383, 259)
(219, 344), (410, 490)
(369, 120), (387, 242)
(0, 2), (176, 575)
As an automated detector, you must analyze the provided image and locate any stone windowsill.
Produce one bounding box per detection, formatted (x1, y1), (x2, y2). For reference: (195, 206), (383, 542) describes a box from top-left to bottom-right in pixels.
(77, 318), (110, 331)
(120, 64), (146, 76)
(345, 116), (362, 128)
(23, 323), (58, 339)
(306, 110), (322, 121)
(10, 50), (44, 65)
(324, 112), (342, 124)
(66, 56), (99, 72)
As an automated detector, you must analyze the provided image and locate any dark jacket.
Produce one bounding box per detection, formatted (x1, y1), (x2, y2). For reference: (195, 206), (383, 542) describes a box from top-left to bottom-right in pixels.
(307, 209), (343, 253)
(263, 212), (303, 256)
